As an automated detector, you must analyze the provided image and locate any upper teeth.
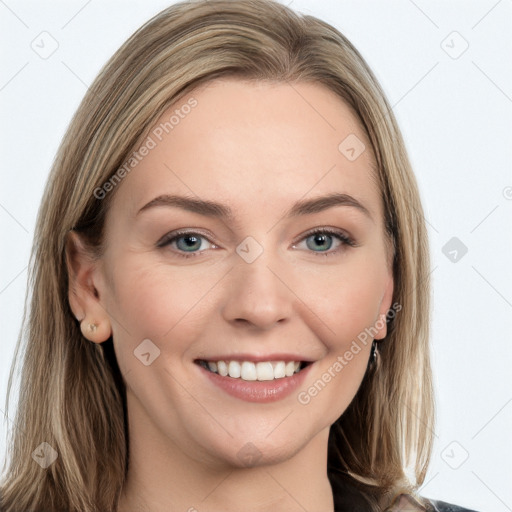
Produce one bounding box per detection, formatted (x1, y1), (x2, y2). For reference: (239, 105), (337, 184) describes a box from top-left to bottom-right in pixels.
(203, 360), (301, 381)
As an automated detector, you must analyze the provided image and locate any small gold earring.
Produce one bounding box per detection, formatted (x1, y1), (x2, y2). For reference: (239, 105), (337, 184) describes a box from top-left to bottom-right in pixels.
(88, 323), (97, 333)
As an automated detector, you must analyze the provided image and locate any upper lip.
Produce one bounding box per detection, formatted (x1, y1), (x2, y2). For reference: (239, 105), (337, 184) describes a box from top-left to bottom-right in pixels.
(195, 353), (315, 363)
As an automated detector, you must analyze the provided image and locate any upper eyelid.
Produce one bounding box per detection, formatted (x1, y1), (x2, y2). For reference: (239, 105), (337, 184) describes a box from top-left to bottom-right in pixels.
(292, 227), (354, 245)
(157, 228), (215, 246)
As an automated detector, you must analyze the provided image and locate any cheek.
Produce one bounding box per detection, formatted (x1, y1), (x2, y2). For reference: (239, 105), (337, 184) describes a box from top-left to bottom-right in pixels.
(293, 261), (382, 419)
(104, 258), (222, 365)
(292, 253), (387, 350)
(283, 253), (386, 419)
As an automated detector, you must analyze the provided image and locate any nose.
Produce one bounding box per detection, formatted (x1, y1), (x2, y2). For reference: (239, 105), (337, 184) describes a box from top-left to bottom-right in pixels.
(221, 251), (294, 331)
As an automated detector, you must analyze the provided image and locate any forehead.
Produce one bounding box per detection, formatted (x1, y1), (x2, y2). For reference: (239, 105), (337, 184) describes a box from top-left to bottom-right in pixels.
(110, 79), (381, 221)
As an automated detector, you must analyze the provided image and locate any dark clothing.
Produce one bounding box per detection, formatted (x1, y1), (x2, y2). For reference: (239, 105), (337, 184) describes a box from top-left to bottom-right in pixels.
(428, 499), (481, 512)
(329, 469), (481, 512)
(0, 474), (482, 511)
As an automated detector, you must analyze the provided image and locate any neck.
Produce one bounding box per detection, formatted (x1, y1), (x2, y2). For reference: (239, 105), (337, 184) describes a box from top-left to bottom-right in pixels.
(117, 393), (335, 512)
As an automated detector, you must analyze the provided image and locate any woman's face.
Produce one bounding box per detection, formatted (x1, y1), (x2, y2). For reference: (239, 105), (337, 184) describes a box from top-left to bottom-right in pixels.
(88, 79), (393, 468)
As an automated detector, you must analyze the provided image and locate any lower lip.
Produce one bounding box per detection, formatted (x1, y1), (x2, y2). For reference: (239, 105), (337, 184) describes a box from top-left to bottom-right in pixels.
(197, 363), (313, 403)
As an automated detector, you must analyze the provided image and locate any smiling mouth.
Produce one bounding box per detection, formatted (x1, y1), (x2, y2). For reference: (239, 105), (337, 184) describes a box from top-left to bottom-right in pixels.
(195, 359), (313, 381)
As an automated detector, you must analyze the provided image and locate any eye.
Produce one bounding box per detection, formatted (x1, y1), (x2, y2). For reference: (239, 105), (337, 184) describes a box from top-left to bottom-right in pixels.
(292, 228), (356, 256)
(157, 227), (356, 259)
(157, 230), (216, 259)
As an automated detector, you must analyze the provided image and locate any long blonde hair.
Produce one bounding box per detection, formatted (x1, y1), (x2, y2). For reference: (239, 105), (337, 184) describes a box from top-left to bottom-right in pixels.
(0, 1), (433, 510)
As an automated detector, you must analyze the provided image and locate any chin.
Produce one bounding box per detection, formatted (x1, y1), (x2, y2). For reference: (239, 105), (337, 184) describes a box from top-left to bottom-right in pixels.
(194, 425), (314, 470)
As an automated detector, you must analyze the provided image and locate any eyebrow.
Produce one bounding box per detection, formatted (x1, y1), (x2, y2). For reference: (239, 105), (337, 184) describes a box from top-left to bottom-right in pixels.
(136, 192), (373, 222)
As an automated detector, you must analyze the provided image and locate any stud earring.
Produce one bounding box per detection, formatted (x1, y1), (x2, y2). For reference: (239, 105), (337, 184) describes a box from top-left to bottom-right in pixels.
(80, 320), (98, 338)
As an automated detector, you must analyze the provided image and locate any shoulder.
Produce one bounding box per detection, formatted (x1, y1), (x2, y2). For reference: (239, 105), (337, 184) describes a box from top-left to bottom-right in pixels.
(393, 493), (482, 512)
(328, 470), (481, 512)
(425, 496), (482, 512)
(381, 492), (481, 512)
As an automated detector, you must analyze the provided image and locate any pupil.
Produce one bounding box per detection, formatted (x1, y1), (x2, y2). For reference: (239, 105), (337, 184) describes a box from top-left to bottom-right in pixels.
(307, 233), (332, 251)
(179, 235), (200, 251)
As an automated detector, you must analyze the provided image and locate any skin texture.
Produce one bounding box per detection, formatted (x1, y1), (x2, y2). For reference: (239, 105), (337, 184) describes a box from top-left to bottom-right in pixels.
(67, 79), (394, 512)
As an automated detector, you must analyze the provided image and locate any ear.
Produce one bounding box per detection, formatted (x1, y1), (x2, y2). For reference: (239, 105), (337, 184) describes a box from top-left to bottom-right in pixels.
(374, 273), (394, 341)
(65, 230), (112, 343)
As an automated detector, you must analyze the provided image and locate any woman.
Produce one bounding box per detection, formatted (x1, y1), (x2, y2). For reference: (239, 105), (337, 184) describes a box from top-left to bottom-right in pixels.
(0, 1), (480, 511)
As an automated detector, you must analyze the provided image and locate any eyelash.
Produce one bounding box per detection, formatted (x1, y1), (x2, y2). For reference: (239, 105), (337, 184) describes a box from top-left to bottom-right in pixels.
(157, 227), (356, 259)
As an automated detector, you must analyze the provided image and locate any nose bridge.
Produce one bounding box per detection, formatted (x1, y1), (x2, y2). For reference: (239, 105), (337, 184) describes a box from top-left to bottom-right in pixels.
(221, 240), (293, 328)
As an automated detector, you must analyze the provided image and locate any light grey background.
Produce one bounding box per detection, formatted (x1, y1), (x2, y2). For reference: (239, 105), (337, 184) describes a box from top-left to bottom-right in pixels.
(1, 1), (511, 510)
